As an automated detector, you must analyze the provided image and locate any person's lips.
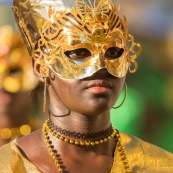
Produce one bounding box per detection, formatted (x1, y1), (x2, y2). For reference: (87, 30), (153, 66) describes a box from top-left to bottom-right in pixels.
(86, 80), (112, 94)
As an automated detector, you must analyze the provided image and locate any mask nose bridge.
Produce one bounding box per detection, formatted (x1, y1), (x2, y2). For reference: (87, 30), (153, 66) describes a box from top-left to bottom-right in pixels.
(98, 48), (106, 68)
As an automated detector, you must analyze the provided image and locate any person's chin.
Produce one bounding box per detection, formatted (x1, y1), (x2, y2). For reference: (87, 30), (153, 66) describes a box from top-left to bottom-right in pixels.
(85, 102), (111, 116)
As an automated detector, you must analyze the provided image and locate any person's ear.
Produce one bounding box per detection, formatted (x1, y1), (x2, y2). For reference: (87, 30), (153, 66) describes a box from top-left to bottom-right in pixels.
(32, 59), (44, 82)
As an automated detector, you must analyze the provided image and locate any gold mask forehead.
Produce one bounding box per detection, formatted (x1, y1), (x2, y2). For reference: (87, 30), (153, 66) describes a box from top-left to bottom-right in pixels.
(13, 0), (126, 51)
(13, 0), (142, 78)
(35, 1), (127, 54)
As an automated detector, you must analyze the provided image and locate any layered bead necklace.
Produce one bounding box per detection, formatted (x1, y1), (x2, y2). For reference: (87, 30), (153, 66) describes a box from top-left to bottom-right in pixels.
(42, 119), (131, 173)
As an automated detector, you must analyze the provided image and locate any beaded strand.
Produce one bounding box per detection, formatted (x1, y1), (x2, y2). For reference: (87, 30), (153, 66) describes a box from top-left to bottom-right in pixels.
(42, 120), (131, 173)
(42, 124), (63, 173)
(45, 119), (117, 146)
(116, 132), (131, 173)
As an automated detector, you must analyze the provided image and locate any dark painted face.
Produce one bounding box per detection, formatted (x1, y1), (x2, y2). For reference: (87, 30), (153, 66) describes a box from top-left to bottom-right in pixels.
(48, 68), (125, 116)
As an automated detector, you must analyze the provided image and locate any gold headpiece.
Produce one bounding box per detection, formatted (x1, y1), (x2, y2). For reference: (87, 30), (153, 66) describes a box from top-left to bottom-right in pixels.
(0, 25), (38, 93)
(13, 0), (142, 79)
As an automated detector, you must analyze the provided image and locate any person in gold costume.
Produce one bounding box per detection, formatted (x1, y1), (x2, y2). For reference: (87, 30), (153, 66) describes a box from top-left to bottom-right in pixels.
(0, 0), (173, 172)
(0, 25), (41, 146)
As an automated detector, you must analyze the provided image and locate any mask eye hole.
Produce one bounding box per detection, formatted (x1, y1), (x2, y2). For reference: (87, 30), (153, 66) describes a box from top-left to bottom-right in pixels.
(105, 47), (124, 60)
(64, 48), (91, 61)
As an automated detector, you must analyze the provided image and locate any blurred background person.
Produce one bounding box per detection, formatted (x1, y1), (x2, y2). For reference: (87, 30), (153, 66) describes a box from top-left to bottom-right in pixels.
(0, 25), (43, 146)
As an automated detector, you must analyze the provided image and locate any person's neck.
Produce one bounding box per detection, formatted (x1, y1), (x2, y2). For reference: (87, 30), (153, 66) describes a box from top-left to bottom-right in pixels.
(43, 111), (115, 158)
(50, 110), (112, 134)
(38, 109), (116, 172)
(44, 107), (116, 158)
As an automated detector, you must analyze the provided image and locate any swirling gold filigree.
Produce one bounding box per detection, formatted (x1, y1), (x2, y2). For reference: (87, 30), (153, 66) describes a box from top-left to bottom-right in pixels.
(13, 0), (142, 79)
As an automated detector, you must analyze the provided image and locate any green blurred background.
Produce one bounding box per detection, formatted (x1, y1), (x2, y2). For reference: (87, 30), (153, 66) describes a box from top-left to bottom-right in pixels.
(0, 0), (173, 152)
(111, 0), (173, 153)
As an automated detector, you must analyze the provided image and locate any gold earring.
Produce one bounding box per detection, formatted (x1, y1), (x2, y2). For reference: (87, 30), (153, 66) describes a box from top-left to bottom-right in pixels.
(112, 82), (127, 109)
(43, 77), (47, 112)
(40, 64), (49, 112)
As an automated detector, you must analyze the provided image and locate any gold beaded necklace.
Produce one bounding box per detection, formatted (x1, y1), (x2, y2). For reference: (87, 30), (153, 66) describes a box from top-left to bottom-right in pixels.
(44, 119), (116, 146)
(42, 120), (131, 173)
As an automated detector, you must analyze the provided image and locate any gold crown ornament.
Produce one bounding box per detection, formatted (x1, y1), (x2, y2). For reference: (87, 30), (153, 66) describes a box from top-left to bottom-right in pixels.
(13, 0), (142, 79)
(0, 25), (38, 93)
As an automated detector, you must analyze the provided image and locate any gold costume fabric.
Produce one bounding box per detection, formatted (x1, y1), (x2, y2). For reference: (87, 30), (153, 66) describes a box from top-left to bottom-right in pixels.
(0, 133), (173, 173)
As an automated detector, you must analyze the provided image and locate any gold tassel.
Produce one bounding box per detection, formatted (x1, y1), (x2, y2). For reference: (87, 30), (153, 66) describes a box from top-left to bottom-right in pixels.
(43, 78), (47, 112)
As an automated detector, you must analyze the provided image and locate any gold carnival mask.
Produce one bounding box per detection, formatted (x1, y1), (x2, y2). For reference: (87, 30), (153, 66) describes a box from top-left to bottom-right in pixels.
(13, 0), (142, 79)
(0, 25), (38, 93)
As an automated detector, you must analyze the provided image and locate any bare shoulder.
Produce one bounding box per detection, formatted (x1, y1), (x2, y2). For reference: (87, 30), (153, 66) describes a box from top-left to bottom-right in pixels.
(17, 129), (55, 172)
(17, 129), (45, 159)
